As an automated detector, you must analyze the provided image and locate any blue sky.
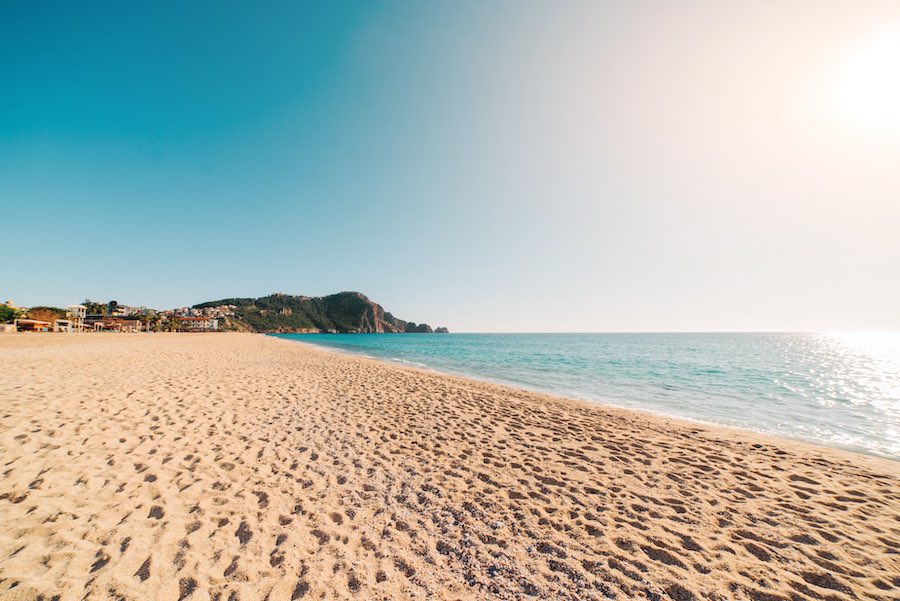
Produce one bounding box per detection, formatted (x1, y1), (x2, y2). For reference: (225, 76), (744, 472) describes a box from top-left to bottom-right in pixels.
(2, 1), (899, 331)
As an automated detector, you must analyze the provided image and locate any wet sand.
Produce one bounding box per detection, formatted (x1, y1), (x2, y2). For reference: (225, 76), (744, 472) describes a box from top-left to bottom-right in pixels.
(0, 333), (897, 600)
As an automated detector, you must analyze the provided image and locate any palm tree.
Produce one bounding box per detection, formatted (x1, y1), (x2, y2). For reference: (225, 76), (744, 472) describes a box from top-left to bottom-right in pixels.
(136, 312), (152, 332)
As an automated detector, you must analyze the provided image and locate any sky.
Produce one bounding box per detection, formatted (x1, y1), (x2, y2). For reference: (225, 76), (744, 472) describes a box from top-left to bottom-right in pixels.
(2, 1), (899, 332)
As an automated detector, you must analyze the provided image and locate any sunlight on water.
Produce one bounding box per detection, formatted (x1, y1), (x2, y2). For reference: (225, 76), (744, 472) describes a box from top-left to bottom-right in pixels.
(813, 333), (900, 455)
(275, 332), (900, 460)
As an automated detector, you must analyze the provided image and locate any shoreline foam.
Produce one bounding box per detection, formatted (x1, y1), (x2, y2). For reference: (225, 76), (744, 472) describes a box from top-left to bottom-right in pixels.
(1, 333), (897, 600)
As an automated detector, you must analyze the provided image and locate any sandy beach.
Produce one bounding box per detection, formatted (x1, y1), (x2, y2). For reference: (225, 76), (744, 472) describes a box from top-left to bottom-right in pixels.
(0, 333), (897, 601)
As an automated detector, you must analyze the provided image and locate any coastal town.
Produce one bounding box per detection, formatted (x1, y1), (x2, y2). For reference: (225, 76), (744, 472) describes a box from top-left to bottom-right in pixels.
(0, 291), (449, 335)
(0, 299), (234, 333)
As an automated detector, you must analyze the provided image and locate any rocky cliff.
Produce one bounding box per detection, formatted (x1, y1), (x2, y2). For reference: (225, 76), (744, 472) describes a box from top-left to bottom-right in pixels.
(194, 292), (448, 334)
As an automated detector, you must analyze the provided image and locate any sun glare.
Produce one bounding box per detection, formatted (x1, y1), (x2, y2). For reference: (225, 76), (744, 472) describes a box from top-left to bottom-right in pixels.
(832, 31), (900, 131)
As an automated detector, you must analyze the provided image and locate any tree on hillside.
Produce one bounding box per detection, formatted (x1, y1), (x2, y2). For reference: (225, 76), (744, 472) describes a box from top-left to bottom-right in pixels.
(0, 305), (21, 323)
(83, 300), (106, 315)
(135, 312), (153, 332)
(24, 307), (67, 323)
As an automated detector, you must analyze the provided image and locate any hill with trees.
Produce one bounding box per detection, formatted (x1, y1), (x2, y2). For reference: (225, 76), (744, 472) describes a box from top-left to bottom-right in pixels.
(194, 292), (448, 334)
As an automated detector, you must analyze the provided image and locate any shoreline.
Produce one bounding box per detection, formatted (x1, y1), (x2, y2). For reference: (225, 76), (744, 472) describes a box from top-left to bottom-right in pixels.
(1, 333), (897, 600)
(273, 333), (899, 468)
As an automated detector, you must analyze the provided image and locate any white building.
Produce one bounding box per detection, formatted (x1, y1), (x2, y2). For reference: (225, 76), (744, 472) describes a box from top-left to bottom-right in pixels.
(178, 317), (218, 332)
(66, 305), (87, 332)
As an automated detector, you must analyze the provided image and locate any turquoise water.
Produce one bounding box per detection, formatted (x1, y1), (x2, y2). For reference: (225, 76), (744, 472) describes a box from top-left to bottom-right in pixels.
(272, 332), (900, 460)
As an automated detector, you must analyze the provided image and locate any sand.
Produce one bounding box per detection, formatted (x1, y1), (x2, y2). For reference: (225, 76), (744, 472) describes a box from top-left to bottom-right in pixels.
(0, 333), (897, 601)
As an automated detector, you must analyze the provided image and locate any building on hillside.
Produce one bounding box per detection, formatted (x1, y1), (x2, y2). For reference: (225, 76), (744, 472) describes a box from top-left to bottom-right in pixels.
(178, 317), (218, 332)
(111, 305), (143, 317)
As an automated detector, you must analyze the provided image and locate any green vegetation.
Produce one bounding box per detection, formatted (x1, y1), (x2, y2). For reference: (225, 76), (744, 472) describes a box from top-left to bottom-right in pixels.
(82, 300), (106, 315)
(194, 291), (446, 334)
(0, 305), (17, 323)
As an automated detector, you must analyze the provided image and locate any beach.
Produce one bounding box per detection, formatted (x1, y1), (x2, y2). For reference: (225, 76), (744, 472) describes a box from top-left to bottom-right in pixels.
(0, 333), (897, 601)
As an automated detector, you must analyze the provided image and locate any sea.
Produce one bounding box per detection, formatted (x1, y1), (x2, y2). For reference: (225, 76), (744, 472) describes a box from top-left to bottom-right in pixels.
(272, 332), (900, 461)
